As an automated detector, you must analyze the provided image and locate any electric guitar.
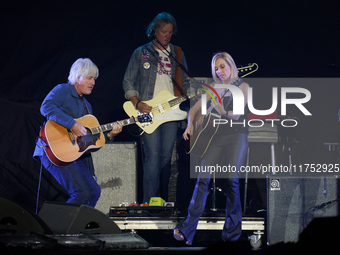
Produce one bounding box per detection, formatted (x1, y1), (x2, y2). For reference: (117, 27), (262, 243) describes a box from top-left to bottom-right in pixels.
(123, 63), (258, 134)
(237, 63), (258, 77)
(186, 63), (259, 157)
(123, 89), (195, 134)
(39, 114), (152, 166)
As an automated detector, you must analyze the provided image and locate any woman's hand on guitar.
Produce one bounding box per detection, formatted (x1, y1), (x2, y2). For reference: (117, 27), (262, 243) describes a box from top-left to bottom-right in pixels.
(183, 124), (193, 140)
(137, 102), (152, 114)
(211, 100), (226, 116)
(71, 122), (87, 137)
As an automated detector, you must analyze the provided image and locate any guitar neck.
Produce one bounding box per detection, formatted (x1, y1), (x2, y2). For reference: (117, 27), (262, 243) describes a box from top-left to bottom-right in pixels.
(168, 94), (189, 107)
(91, 117), (136, 135)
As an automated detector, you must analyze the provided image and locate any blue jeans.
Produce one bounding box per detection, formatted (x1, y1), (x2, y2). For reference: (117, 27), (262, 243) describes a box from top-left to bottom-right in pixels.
(142, 121), (178, 202)
(176, 133), (248, 244)
(40, 155), (101, 207)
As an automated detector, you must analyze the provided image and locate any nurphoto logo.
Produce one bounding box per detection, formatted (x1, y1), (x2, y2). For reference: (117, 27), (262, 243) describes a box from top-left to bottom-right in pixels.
(200, 84), (312, 128)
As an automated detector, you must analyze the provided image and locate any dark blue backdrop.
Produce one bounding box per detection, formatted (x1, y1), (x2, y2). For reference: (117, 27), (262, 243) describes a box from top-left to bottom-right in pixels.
(1, 0), (339, 213)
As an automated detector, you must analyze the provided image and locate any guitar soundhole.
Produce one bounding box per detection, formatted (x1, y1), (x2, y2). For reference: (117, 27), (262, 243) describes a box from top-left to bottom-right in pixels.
(76, 128), (100, 152)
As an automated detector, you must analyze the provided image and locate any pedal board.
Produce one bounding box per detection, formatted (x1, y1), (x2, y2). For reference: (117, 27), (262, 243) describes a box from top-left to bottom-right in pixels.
(109, 206), (174, 217)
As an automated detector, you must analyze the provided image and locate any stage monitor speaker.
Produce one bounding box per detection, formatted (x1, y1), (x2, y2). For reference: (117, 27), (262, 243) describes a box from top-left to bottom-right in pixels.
(0, 197), (52, 235)
(92, 142), (137, 214)
(298, 216), (340, 252)
(38, 201), (121, 234)
(267, 175), (338, 245)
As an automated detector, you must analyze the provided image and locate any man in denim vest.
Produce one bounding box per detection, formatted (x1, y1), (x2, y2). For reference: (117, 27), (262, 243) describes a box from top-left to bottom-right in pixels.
(122, 12), (190, 203)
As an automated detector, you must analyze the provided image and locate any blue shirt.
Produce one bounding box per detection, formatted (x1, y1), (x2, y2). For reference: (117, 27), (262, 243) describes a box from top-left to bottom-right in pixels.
(33, 83), (113, 175)
(33, 83), (91, 159)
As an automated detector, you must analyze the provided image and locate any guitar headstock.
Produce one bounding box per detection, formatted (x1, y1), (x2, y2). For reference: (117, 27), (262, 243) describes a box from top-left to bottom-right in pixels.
(187, 62), (259, 98)
(136, 113), (152, 123)
(237, 63), (259, 77)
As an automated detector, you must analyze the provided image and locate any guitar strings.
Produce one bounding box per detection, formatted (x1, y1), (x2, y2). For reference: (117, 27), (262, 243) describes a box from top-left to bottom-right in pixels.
(149, 89), (227, 117)
(148, 99), (173, 117)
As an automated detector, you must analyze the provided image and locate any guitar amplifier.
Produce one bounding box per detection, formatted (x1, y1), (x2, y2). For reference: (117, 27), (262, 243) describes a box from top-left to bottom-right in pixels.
(267, 175), (339, 245)
(92, 142), (138, 214)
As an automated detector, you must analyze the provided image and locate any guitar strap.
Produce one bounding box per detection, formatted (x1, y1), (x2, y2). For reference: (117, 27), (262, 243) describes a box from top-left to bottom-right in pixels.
(173, 46), (183, 96)
(223, 93), (233, 113)
(82, 97), (92, 115)
(222, 77), (243, 112)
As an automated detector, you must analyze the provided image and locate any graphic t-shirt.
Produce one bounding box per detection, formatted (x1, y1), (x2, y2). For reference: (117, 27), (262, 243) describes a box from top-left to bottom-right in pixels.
(153, 46), (173, 97)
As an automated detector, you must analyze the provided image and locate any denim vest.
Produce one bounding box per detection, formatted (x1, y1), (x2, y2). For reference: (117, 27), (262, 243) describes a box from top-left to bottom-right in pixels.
(122, 42), (190, 101)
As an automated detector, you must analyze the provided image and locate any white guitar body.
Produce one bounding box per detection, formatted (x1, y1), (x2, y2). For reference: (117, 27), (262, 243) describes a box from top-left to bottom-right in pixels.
(123, 90), (189, 134)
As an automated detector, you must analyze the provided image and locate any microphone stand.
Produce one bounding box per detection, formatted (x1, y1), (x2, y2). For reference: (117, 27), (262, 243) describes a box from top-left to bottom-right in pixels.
(149, 36), (204, 97)
(150, 36), (225, 213)
(149, 36), (194, 79)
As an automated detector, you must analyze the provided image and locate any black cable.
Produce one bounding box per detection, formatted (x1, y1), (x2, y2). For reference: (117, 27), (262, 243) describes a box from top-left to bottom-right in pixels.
(303, 199), (339, 228)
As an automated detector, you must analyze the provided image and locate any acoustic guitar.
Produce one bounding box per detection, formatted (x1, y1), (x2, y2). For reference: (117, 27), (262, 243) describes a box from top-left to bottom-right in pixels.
(186, 63), (259, 157)
(39, 114), (152, 166)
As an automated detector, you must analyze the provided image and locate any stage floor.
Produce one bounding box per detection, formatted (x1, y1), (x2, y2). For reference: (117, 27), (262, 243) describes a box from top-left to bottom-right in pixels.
(110, 216), (265, 248)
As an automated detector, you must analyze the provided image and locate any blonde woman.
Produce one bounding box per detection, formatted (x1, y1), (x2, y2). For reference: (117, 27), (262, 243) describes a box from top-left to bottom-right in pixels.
(174, 52), (249, 245)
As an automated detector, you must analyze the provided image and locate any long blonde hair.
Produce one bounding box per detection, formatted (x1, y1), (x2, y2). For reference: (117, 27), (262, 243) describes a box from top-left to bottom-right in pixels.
(211, 52), (238, 83)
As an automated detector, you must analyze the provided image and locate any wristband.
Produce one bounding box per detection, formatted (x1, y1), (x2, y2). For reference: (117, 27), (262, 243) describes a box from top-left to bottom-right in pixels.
(135, 100), (141, 110)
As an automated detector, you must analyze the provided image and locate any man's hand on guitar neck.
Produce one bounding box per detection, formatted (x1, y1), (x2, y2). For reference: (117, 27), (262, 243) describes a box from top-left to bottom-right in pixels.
(107, 121), (123, 140)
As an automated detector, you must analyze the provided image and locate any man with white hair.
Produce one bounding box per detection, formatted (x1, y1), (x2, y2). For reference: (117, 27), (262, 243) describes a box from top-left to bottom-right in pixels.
(34, 58), (122, 207)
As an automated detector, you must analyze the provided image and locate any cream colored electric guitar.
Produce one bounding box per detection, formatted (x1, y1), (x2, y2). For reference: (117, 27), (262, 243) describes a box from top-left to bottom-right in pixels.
(123, 90), (195, 134)
(123, 63), (258, 134)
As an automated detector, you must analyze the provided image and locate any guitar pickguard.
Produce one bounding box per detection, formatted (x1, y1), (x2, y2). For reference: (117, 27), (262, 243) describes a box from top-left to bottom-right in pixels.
(76, 129), (101, 152)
